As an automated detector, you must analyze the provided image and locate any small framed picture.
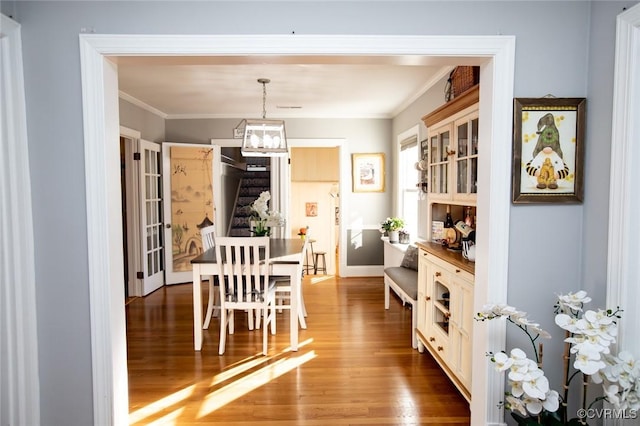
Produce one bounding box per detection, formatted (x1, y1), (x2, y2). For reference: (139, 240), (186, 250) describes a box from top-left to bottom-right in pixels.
(305, 202), (317, 217)
(512, 97), (586, 204)
(352, 152), (385, 193)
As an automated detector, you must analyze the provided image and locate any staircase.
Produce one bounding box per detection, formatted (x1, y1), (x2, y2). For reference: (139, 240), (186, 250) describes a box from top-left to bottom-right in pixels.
(228, 157), (271, 236)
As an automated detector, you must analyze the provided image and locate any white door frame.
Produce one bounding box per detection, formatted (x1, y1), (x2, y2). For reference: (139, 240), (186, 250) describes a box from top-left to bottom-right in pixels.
(1, 13), (40, 426)
(606, 4), (640, 424)
(286, 138), (345, 276)
(119, 126), (143, 297)
(79, 34), (515, 425)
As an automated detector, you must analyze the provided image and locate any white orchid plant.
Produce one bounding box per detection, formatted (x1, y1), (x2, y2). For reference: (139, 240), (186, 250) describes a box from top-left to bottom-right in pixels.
(476, 291), (638, 425)
(249, 191), (284, 236)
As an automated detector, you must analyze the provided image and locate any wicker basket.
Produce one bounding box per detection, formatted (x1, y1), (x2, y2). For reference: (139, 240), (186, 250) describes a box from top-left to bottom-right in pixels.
(450, 66), (480, 99)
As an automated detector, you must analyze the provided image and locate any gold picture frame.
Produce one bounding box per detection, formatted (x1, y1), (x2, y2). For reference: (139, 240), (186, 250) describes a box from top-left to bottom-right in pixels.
(351, 152), (385, 193)
(512, 97), (586, 204)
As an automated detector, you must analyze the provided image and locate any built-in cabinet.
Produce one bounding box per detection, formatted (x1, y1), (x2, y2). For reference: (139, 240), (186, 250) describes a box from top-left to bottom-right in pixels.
(416, 242), (474, 402)
(422, 84), (479, 207)
(416, 85), (479, 402)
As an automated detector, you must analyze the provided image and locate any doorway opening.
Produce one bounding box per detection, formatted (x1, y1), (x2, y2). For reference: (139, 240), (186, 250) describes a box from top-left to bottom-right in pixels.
(80, 34), (515, 425)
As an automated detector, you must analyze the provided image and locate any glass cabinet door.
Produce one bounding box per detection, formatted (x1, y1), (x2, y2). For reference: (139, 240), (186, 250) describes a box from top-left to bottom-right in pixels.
(455, 117), (478, 196)
(429, 130), (449, 195)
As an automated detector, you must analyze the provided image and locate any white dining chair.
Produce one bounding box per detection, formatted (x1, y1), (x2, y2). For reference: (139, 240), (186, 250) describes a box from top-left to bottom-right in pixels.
(200, 225), (219, 330)
(273, 236), (309, 328)
(214, 236), (277, 356)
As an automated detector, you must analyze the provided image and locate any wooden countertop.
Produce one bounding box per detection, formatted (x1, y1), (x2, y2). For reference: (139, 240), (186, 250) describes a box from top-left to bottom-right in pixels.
(416, 241), (475, 275)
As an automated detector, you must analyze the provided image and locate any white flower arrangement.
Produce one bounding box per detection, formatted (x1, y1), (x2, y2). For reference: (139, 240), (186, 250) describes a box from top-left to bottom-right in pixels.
(476, 291), (638, 425)
(249, 191), (284, 236)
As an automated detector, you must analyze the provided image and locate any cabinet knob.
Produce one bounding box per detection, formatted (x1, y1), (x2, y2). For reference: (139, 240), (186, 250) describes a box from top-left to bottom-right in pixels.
(446, 149), (457, 157)
(435, 272), (442, 277)
(444, 312), (451, 319)
(437, 346), (444, 351)
(425, 296), (431, 301)
(455, 269), (461, 273)
(429, 337), (436, 342)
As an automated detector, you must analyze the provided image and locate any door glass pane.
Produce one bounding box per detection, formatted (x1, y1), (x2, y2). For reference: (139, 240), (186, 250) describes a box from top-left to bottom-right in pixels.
(430, 135), (439, 164)
(471, 118), (479, 155)
(457, 122), (468, 157)
(440, 164), (448, 193)
(430, 163), (448, 194)
(146, 227), (152, 253)
(457, 159), (468, 194)
(169, 146), (214, 272)
(471, 157), (478, 194)
(440, 131), (449, 161)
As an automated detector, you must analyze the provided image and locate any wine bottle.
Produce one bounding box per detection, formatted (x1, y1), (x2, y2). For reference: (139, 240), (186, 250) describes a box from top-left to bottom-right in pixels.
(445, 205), (454, 229)
(465, 206), (473, 227)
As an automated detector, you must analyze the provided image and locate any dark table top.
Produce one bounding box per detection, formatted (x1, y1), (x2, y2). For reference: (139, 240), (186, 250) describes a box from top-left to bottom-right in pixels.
(191, 238), (305, 265)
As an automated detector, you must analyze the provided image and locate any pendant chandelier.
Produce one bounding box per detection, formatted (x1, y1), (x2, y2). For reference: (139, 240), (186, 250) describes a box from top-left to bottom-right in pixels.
(237, 78), (288, 157)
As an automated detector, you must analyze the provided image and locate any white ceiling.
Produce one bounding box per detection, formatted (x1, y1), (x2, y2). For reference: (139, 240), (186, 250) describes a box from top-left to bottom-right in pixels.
(114, 55), (471, 119)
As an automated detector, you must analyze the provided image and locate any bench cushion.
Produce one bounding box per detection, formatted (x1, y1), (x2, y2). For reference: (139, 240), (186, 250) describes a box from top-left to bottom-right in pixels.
(384, 266), (418, 300)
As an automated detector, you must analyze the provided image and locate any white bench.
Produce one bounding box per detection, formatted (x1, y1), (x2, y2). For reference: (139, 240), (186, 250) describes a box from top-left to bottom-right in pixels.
(383, 240), (419, 349)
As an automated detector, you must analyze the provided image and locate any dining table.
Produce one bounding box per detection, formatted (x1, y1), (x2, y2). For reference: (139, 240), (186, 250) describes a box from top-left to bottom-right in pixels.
(190, 238), (305, 352)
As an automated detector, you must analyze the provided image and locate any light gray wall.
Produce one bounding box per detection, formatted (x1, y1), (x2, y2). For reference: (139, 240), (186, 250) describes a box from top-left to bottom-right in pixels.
(167, 117), (393, 230)
(3, 1), (637, 424)
(119, 99), (165, 142)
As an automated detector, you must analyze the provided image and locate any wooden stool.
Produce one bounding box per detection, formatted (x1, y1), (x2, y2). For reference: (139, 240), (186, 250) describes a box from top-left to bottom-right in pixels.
(313, 252), (327, 274)
(303, 239), (316, 275)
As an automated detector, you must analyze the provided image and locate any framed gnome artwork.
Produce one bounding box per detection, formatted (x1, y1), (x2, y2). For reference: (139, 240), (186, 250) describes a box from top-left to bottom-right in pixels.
(512, 97), (586, 204)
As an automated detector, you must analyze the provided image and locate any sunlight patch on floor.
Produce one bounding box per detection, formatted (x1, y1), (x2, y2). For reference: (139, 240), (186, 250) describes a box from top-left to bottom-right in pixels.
(144, 407), (185, 426)
(129, 384), (196, 425)
(309, 275), (334, 284)
(197, 350), (317, 418)
(282, 337), (313, 352)
(209, 356), (270, 387)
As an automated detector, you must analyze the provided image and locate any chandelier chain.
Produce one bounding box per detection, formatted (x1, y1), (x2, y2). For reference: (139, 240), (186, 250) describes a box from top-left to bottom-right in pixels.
(262, 80), (267, 119)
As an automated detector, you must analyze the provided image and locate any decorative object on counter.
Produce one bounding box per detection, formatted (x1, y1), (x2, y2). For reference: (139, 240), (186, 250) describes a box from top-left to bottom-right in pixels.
(475, 291), (638, 426)
(431, 221), (445, 242)
(352, 152), (385, 193)
(512, 97), (586, 204)
(444, 206), (455, 228)
(249, 191), (284, 237)
(461, 240), (475, 262)
(380, 217), (405, 243)
(464, 206), (474, 227)
(399, 230), (410, 244)
(454, 221), (474, 239)
(297, 226), (308, 240)
(442, 205), (459, 248)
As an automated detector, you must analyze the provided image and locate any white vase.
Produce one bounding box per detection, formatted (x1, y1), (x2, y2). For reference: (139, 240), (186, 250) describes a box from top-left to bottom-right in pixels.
(388, 230), (399, 243)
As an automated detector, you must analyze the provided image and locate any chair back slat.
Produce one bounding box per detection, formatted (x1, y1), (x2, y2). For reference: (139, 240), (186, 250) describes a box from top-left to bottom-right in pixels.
(200, 225), (216, 251)
(215, 236), (270, 305)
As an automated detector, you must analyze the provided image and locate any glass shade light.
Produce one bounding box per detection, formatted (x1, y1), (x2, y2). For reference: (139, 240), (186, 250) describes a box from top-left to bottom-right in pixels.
(240, 119), (288, 157)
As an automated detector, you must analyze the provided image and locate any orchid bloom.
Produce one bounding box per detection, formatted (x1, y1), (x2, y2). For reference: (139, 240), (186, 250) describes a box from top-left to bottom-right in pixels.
(478, 291), (639, 420)
(557, 290), (592, 312)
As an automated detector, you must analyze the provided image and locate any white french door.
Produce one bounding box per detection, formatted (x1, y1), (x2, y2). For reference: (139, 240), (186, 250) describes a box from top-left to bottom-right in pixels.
(162, 143), (221, 284)
(139, 139), (165, 295)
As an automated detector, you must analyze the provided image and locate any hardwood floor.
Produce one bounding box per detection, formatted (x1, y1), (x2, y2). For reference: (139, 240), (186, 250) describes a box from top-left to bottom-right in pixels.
(126, 275), (470, 425)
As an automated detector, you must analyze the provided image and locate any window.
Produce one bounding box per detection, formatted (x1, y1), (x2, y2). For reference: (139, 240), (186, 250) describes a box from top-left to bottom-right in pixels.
(397, 128), (420, 239)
